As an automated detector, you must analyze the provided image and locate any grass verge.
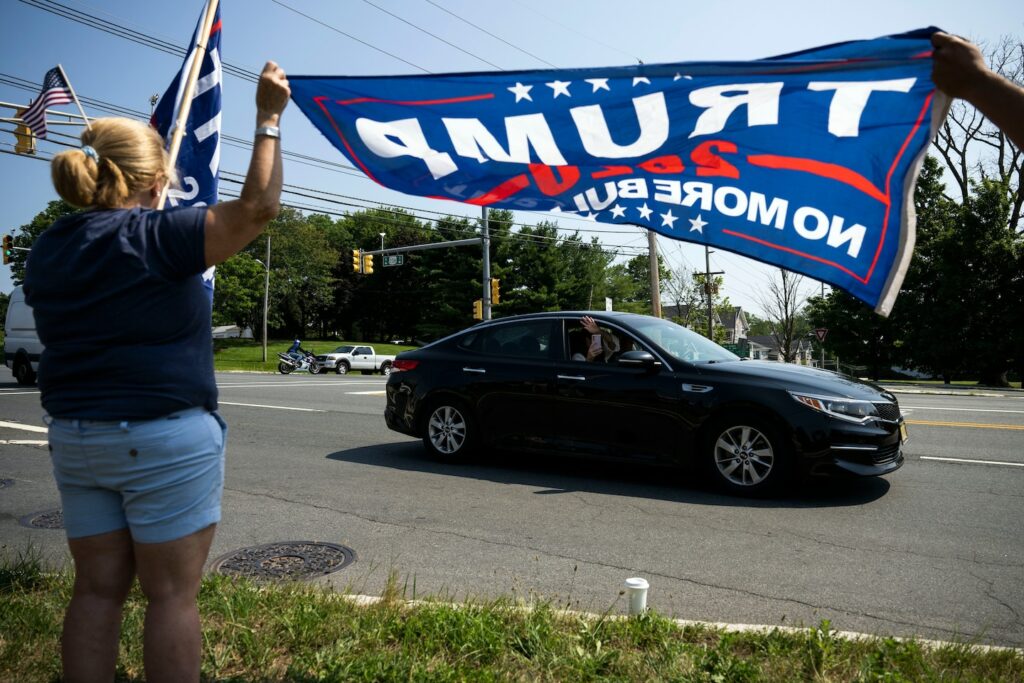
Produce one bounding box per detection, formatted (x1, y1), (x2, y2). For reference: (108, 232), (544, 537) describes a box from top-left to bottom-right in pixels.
(1, 558), (1020, 682)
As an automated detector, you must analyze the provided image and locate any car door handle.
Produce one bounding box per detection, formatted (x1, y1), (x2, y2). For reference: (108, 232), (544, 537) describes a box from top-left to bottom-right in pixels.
(462, 367), (486, 374)
(558, 375), (586, 381)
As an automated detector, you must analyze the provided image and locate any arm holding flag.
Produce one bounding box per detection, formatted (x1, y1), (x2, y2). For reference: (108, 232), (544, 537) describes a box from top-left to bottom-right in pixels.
(204, 61), (289, 266)
(931, 31), (1024, 149)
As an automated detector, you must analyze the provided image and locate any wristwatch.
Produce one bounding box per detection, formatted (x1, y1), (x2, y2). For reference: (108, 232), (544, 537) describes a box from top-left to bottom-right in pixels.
(255, 125), (281, 139)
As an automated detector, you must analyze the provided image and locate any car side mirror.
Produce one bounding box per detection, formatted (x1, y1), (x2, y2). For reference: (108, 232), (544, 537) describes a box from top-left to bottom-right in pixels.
(616, 350), (662, 370)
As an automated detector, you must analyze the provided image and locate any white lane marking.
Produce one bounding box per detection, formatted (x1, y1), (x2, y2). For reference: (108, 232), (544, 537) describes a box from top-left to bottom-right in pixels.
(347, 390), (386, 396)
(921, 456), (1024, 468)
(902, 405), (1024, 415)
(218, 401), (324, 412)
(0, 439), (47, 446)
(0, 420), (48, 433)
(0, 391), (42, 396)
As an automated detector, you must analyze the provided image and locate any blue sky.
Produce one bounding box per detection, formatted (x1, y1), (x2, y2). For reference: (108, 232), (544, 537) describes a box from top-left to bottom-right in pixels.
(2, 0), (1021, 315)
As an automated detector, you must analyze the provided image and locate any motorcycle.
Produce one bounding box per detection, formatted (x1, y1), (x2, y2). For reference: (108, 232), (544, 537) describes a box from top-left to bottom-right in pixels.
(277, 350), (320, 375)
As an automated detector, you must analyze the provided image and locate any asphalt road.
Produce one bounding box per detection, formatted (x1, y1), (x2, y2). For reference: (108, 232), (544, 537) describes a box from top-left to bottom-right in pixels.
(1, 370), (1022, 647)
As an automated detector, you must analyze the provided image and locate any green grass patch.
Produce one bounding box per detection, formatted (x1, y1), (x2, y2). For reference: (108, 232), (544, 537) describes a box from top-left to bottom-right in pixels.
(1, 559), (1020, 682)
(212, 338), (416, 373)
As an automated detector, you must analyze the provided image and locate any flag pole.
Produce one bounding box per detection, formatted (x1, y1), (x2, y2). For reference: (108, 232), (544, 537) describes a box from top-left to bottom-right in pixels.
(56, 64), (91, 131)
(157, 0), (220, 209)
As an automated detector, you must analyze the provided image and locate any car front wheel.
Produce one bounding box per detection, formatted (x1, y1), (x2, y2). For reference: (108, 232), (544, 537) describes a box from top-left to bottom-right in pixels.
(335, 361), (349, 375)
(422, 400), (476, 462)
(705, 417), (790, 496)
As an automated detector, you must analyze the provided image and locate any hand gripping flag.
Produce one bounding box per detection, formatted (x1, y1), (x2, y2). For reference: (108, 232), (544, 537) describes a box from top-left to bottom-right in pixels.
(151, 3), (222, 301)
(290, 28), (950, 315)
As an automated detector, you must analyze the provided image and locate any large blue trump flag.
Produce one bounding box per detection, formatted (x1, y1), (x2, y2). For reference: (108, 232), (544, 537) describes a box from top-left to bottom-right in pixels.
(290, 28), (949, 315)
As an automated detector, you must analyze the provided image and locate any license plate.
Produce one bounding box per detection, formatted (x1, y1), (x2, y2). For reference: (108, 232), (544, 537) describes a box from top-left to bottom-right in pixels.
(899, 422), (908, 443)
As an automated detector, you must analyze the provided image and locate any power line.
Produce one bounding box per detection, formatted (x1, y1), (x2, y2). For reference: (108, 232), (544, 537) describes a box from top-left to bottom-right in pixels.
(422, 0), (558, 68)
(269, 0), (430, 73)
(509, 0), (640, 63)
(360, 0), (504, 70)
(17, 0), (259, 82)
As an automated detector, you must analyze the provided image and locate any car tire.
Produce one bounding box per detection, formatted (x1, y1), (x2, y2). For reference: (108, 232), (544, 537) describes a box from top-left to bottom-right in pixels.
(422, 399), (476, 462)
(703, 416), (791, 496)
(380, 362), (392, 376)
(336, 361), (349, 375)
(12, 355), (36, 386)
(309, 362), (323, 375)
(278, 361), (294, 374)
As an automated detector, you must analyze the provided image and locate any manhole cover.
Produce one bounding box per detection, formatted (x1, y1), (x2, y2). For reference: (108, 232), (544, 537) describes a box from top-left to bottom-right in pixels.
(210, 541), (356, 580)
(0, 479), (13, 490)
(20, 508), (64, 529)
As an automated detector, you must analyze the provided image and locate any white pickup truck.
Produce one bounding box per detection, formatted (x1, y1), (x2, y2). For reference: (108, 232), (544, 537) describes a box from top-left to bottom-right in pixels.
(314, 345), (396, 375)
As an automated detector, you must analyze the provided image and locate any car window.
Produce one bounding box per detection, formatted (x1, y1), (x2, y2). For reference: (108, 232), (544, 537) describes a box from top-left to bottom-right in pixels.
(332, 345), (354, 353)
(355, 346), (372, 355)
(630, 317), (739, 363)
(563, 319), (650, 362)
(456, 321), (553, 359)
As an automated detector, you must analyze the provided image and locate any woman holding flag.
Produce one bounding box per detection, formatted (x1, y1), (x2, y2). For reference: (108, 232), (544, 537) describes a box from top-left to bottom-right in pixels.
(23, 60), (289, 682)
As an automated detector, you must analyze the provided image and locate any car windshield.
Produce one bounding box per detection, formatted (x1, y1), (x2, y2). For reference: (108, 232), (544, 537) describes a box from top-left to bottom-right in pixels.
(332, 345), (354, 353)
(629, 317), (739, 363)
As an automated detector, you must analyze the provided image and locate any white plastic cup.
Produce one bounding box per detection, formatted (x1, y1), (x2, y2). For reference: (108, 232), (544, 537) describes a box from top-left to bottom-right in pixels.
(624, 577), (649, 615)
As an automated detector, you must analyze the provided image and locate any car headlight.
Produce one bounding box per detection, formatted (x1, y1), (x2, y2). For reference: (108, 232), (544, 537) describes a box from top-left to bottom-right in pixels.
(789, 392), (879, 423)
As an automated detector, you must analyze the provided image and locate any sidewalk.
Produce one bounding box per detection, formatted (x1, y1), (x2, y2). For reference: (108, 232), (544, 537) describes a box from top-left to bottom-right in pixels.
(877, 381), (1024, 397)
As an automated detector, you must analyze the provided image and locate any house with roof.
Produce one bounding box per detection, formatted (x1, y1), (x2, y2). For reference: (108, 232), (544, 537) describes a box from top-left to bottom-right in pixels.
(746, 334), (816, 365)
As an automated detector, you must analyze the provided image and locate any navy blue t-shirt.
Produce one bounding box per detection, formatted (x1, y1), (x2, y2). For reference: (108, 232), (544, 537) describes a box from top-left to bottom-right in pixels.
(24, 206), (217, 420)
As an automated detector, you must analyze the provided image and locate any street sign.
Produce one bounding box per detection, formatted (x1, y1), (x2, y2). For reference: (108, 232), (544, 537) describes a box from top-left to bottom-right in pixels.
(382, 254), (404, 267)
(814, 327), (828, 342)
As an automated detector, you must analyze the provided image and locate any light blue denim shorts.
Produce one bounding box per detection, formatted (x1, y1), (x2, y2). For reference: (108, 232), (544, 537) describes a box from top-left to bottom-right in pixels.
(47, 407), (227, 544)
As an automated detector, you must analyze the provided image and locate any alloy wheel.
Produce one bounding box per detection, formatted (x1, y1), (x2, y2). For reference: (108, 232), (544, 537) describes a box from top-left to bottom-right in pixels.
(427, 405), (467, 455)
(713, 425), (775, 487)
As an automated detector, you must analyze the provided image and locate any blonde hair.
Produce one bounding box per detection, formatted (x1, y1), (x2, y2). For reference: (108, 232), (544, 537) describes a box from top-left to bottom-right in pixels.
(51, 118), (174, 209)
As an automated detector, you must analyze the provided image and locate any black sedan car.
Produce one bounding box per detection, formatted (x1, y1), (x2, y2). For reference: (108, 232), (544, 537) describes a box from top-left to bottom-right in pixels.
(385, 312), (905, 495)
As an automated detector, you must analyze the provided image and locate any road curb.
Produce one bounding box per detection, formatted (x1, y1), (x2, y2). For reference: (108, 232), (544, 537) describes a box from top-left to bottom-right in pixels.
(885, 388), (1008, 397)
(336, 593), (1023, 655)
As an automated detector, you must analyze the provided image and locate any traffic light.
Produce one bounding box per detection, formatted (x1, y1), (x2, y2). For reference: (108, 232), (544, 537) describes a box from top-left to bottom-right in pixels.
(13, 109), (35, 155)
(490, 278), (500, 305)
(472, 299), (483, 320)
(351, 249), (361, 273)
(2, 235), (12, 265)
(362, 253), (374, 275)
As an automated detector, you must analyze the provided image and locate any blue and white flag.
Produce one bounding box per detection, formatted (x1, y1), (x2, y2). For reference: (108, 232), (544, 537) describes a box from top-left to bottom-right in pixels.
(290, 28), (949, 315)
(151, 2), (222, 301)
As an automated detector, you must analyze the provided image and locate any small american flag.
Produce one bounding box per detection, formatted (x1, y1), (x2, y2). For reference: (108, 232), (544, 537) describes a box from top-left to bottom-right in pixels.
(21, 67), (73, 139)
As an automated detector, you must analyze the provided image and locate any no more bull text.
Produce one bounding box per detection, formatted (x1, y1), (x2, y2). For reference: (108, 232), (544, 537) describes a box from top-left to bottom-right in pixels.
(574, 178), (868, 260)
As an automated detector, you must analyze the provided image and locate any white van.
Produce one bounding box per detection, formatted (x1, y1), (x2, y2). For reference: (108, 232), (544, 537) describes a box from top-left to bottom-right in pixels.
(3, 285), (41, 385)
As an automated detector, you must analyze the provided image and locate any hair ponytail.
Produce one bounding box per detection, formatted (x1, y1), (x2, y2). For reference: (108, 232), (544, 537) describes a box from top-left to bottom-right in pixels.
(51, 148), (99, 209)
(50, 118), (170, 210)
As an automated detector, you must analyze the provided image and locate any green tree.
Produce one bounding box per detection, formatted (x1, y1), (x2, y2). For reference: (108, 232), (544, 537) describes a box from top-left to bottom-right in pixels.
(9, 200), (78, 286)
(259, 208), (338, 338)
(805, 291), (902, 380)
(211, 253), (265, 333)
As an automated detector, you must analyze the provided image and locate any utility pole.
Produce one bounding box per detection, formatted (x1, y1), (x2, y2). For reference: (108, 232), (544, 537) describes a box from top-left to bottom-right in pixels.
(482, 206), (492, 320)
(704, 245), (724, 340)
(647, 229), (662, 318)
(820, 281), (826, 369)
(262, 234), (270, 363)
